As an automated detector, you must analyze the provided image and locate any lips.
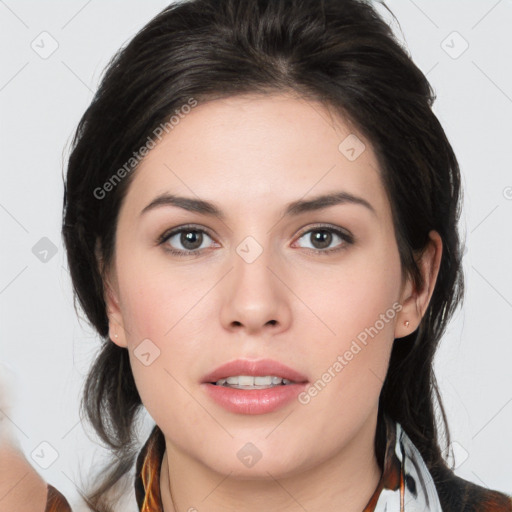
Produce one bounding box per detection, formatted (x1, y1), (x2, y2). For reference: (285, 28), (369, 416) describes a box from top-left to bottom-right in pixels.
(201, 358), (309, 384)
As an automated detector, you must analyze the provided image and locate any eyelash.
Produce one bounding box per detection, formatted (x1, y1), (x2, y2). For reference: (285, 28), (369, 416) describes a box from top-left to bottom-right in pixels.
(157, 223), (354, 258)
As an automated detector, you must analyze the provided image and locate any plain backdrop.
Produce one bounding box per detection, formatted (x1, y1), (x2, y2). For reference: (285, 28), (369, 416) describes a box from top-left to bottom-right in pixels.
(1, 0), (511, 509)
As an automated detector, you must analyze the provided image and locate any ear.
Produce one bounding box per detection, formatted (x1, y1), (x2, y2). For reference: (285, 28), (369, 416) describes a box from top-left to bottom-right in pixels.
(96, 239), (128, 348)
(104, 274), (129, 348)
(395, 230), (443, 339)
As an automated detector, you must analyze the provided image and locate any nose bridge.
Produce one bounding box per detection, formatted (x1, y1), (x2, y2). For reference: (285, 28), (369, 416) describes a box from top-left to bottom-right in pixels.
(219, 230), (291, 332)
(232, 232), (276, 297)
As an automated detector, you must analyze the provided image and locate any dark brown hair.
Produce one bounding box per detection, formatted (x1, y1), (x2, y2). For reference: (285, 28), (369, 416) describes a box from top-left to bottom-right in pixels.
(62, 0), (466, 509)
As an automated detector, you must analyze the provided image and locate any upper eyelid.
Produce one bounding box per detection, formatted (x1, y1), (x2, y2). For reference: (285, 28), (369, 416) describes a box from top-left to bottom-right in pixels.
(295, 223), (351, 236)
(158, 224), (217, 246)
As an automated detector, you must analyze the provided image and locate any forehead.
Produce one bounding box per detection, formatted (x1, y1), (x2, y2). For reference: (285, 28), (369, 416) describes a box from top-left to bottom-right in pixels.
(120, 92), (387, 221)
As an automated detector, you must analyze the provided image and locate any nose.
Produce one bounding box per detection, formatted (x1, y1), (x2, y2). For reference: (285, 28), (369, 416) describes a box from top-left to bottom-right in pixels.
(219, 243), (292, 336)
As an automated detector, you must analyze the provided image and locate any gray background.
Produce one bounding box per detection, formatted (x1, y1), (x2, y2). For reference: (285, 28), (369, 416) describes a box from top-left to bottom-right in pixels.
(1, 0), (511, 509)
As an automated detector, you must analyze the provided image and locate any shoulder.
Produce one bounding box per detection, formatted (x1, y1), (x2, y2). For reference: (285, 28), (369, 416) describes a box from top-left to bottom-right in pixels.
(432, 465), (512, 512)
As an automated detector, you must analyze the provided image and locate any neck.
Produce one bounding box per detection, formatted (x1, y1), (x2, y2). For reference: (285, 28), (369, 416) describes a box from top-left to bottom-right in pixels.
(159, 412), (383, 512)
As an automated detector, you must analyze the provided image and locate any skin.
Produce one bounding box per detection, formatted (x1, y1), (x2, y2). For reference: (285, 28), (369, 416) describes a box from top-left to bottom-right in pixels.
(104, 92), (442, 512)
(0, 386), (47, 512)
(0, 444), (48, 512)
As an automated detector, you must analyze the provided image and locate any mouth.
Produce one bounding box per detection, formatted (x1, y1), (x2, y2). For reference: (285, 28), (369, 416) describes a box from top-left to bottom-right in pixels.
(201, 358), (309, 389)
(212, 375), (296, 389)
(201, 358), (309, 415)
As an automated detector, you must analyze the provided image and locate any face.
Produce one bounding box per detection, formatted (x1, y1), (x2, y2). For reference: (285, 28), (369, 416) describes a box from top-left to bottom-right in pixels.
(104, 92), (440, 480)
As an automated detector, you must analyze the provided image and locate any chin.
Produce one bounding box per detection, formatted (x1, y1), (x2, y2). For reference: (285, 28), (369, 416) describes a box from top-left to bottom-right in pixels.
(198, 444), (312, 481)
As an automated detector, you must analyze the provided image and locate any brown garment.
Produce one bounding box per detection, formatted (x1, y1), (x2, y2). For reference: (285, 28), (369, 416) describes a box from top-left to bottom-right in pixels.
(45, 483), (72, 512)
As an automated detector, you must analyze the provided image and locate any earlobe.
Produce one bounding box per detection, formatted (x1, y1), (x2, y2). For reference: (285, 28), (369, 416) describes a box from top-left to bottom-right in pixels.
(103, 273), (128, 348)
(109, 321), (127, 348)
(395, 230), (443, 339)
(394, 283), (418, 339)
(107, 306), (128, 348)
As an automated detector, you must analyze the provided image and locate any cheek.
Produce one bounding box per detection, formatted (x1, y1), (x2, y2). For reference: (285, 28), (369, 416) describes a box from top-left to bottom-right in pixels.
(298, 245), (402, 343)
(294, 243), (401, 411)
(116, 258), (211, 423)
(117, 250), (193, 340)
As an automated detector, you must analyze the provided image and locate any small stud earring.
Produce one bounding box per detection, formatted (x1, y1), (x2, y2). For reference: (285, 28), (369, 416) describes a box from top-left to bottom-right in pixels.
(404, 320), (410, 327)
(114, 333), (118, 338)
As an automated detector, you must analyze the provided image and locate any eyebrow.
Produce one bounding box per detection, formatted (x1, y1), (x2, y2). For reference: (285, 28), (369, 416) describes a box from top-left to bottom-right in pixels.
(139, 191), (377, 220)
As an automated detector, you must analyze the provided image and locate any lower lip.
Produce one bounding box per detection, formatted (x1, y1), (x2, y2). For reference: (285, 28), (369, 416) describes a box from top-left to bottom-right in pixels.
(202, 382), (308, 415)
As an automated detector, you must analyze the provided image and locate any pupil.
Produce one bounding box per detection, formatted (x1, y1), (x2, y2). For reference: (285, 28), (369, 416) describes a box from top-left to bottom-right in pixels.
(181, 230), (202, 249)
(312, 230), (331, 249)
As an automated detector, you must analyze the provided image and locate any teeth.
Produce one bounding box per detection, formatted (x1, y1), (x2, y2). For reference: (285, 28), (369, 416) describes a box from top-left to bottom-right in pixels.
(214, 375), (293, 387)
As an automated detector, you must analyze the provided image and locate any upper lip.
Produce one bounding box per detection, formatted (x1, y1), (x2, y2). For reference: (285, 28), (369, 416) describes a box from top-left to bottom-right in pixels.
(202, 358), (309, 384)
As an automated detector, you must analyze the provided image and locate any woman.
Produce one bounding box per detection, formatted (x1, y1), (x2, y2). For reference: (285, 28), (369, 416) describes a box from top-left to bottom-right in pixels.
(8, 0), (511, 510)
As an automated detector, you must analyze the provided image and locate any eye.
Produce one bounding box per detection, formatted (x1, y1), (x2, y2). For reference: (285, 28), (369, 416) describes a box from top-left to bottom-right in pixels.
(293, 225), (354, 255)
(157, 223), (354, 257)
(158, 225), (217, 257)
